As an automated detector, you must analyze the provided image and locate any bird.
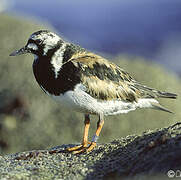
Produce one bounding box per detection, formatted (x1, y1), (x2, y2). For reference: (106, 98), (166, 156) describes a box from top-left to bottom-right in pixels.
(10, 30), (177, 154)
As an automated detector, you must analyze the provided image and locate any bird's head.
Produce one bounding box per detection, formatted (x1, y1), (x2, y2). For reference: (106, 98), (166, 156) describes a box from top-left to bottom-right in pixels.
(10, 30), (65, 57)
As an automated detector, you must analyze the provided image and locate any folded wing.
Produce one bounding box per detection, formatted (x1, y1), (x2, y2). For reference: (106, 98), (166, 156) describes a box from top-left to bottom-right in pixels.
(69, 52), (177, 103)
(70, 53), (141, 102)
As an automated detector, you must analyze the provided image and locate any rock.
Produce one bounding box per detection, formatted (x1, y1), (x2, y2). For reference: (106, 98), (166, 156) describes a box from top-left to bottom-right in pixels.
(0, 122), (181, 180)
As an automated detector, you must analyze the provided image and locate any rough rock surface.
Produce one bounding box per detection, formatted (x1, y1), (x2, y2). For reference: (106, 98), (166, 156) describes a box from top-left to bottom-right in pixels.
(0, 122), (181, 180)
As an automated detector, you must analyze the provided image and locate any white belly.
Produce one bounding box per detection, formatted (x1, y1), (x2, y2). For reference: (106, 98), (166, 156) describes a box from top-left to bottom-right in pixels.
(43, 84), (158, 116)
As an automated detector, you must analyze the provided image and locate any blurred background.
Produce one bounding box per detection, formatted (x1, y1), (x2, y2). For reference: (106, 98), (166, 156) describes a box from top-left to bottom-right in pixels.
(0, 0), (180, 155)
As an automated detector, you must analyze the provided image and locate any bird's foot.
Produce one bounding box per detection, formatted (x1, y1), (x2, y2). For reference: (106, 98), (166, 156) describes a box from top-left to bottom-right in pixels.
(66, 142), (96, 154)
(66, 141), (91, 152)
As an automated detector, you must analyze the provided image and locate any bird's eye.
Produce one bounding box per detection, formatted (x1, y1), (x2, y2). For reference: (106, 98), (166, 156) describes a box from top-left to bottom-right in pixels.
(36, 39), (42, 44)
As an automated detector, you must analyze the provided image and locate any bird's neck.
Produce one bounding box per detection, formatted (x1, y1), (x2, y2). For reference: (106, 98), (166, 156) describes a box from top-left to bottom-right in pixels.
(34, 43), (85, 65)
(62, 43), (85, 63)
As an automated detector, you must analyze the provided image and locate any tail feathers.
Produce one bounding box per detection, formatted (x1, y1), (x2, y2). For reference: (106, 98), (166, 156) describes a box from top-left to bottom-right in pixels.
(157, 91), (177, 99)
(133, 83), (177, 99)
(150, 102), (173, 114)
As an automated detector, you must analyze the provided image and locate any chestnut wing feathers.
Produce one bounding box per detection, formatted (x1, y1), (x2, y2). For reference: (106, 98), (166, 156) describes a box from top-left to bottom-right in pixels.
(69, 53), (177, 102)
(71, 53), (141, 102)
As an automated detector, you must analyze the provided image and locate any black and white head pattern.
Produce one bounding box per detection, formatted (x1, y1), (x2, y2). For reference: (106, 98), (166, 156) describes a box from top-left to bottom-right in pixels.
(27, 30), (68, 78)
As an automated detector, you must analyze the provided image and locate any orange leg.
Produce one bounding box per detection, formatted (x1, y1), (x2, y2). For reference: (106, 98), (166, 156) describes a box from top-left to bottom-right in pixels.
(86, 113), (104, 152)
(72, 113), (104, 154)
(66, 114), (90, 152)
(82, 114), (91, 146)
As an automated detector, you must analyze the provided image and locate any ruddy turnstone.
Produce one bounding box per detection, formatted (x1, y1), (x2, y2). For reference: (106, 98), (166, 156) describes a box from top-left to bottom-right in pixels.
(10, 30), (177, 153)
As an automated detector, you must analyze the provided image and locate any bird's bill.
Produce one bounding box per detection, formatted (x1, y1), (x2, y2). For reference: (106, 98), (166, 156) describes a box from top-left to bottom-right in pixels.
(9, 46), (29, 56)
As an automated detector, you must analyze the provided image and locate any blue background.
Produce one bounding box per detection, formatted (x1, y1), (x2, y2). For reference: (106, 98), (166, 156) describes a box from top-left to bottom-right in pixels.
(4, 0), (181, 75)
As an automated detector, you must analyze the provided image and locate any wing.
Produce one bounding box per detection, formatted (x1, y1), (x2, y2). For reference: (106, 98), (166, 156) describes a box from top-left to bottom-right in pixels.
(70, 52), (142, 102)
(67, 52), (177, 102)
